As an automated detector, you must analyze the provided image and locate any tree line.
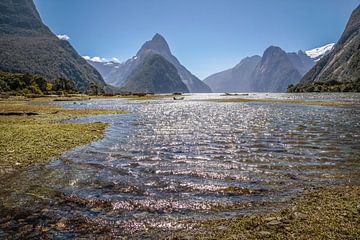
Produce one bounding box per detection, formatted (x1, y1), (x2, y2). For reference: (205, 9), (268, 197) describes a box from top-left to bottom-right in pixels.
(0, 72), (103, 96)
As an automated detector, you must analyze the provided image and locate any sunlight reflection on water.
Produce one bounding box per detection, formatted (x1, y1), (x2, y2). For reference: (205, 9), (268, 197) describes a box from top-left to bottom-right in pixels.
(1, 93), (360, 237)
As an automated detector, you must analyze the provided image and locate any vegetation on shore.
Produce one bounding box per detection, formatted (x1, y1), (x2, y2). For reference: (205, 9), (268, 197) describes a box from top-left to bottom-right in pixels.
(288, 79), (360, 93)
(0, 72), (104, 97)
(165, 185), (360, 240)
(0, 98), (125, 169)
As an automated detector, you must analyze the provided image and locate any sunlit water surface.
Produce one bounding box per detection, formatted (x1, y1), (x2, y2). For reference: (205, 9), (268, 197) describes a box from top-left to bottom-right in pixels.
(1, 93), (360, 238)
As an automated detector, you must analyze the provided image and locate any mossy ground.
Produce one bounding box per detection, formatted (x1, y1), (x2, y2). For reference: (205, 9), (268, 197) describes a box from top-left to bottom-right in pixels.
(165, 186), (360, 240)
(0, 98), (125, 169)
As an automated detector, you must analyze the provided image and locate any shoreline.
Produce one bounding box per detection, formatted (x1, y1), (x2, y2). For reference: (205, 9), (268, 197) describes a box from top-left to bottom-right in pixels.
(0, 97), (126, 170)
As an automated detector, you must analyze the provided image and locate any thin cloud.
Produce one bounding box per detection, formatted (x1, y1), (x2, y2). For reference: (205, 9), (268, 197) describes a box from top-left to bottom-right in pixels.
(57, 34), (70, 41)
(83, 56), (121, 63)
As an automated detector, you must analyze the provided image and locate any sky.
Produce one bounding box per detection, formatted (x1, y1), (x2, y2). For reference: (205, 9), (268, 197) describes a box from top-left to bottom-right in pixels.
(34, 0), (359, 79)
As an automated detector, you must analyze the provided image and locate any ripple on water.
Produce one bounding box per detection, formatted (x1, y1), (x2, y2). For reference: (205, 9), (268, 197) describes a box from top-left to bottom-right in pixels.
(1, 93), (360, 237)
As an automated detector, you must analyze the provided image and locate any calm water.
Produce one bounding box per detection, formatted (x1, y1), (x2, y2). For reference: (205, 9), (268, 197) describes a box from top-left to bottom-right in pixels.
(1, 93), (360, 238)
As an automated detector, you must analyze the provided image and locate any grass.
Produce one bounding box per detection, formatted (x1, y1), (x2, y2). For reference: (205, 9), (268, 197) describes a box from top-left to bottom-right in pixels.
(208, 98), (357, 107)
(165, 185), (360, 240)
(0, 98), (125, 169)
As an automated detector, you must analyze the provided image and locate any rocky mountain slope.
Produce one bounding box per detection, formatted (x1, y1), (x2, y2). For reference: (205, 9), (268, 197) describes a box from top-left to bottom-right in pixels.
(121, 54), (189, 93)
(250, 46), (303, 92)
(0, 0), (105, 91)
(300, 4), (360, 89)
(87, 34), (211, 93)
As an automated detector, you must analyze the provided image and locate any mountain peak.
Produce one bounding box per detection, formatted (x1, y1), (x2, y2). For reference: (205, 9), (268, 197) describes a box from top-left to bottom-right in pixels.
(339, 4), (360, 45)
(137, 33), (171, 56)
(152, 33), (166, 42)
(262, 46), (286, 59)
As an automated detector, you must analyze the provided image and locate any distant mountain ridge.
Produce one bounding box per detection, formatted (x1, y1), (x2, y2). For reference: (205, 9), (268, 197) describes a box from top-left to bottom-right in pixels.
(203, 56), (261, 93)
(87, 34), (211, 93)
(0, 0), (105, 91)
(203, 44), (334, 92)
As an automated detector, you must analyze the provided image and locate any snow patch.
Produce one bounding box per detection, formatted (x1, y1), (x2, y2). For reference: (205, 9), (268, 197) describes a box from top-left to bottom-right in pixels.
(305, 43), (335, 61)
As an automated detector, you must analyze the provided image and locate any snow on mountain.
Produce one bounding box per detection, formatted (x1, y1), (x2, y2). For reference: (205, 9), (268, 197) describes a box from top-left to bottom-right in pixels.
(305, 43), (335, 61)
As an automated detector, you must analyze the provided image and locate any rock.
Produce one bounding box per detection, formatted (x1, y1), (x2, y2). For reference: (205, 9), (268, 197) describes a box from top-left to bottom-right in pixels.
(217, 225), (227, 230)
(264, 217), (277, 221)
(133, 212), (148, 219)
(182, 236), (194, 240)
(259, 231), (271, 237)
(18, 224), (33, 234)
(107, 210), (119, 217)
(90, 207), (102, 213)
(55, 219), (66, 230)
(294, 212), (307, 220)
(357, 204), (360, 213)
(266, 220), (282, 226)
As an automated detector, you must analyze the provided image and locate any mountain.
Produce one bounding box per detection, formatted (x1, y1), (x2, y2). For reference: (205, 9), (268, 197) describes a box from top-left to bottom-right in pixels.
(204, 46), (316, 93)
(250, 46), (303, 92)
(0, 0), (105, 91)
(287, 50), (315, 75)
(300, 5), (360, 88)
(305, 43), (335, 62)
(85, 59), (122, 85)
(121, 54), (189, 93)
(204, 56), (261, 92)
(88, 34), (211, 93)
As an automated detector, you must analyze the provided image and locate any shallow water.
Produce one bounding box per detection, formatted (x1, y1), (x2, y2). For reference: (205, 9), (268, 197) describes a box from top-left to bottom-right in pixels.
(1, 93), (360, 238)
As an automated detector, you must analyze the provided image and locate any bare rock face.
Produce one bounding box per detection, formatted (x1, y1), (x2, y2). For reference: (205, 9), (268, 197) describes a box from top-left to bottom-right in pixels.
(89, 33), (211, 93)
(250, 46), (303, 92)
(121, 54), (189, 94)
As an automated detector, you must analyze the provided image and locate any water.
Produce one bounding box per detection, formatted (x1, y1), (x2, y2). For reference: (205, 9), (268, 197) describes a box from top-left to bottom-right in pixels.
(1, 93), (360, 238)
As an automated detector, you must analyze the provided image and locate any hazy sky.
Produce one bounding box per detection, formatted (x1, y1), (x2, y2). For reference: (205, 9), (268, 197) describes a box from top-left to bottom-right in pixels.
(34, 0), (359, 79)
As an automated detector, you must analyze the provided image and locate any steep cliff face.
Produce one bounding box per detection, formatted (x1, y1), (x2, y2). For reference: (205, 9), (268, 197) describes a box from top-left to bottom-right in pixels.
(301, 5), (360, 85)
(250, 46), (302, 92)
(0, 0), (105, 90)
(88, 34), (211, 93)
(121, 54), (189, 93)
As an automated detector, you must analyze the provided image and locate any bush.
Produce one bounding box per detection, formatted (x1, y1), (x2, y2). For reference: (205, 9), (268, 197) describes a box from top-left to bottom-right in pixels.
(0, 72), (80, 95)
(288, 79), (360, 93)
